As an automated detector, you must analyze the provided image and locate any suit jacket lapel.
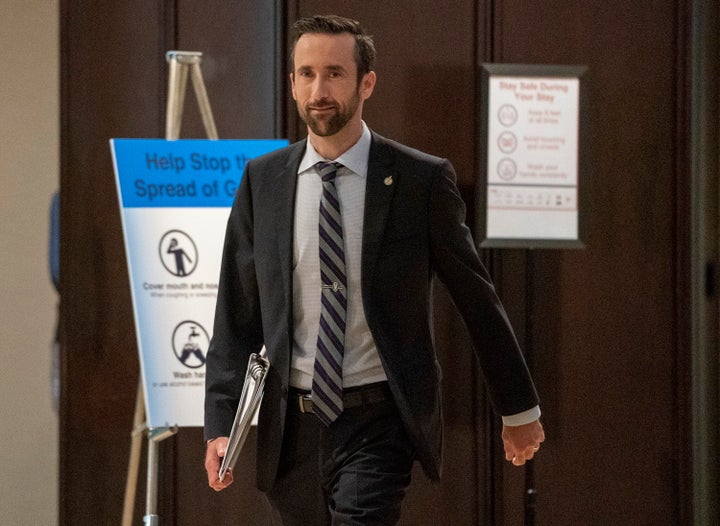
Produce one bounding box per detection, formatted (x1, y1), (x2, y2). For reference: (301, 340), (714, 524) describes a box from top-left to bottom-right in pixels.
(269, 140), (305, 379)
(274, 140), (305, 278)
(362, 133), (397, 279)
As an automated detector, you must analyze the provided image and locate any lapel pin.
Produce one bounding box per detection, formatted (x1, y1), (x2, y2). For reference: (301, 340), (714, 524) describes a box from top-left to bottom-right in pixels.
(384, 176), (393, 186)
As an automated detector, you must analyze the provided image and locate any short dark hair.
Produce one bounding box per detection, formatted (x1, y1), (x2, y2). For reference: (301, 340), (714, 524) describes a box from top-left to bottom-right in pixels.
(291, 15), (376, 81)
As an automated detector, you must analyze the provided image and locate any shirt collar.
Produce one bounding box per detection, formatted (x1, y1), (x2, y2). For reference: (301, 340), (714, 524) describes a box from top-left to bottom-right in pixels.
(298, 121), (371, 177)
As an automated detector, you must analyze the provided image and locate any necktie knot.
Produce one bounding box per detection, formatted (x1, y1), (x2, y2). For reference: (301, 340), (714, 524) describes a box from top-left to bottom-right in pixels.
(316, 161), (342, 183)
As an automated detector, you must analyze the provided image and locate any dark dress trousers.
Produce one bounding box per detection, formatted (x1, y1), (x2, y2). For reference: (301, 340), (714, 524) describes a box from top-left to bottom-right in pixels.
(204, 131), (539, 492)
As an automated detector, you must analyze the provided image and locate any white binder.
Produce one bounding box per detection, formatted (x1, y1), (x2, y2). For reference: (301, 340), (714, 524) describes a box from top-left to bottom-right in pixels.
(218, 351), (270, 482)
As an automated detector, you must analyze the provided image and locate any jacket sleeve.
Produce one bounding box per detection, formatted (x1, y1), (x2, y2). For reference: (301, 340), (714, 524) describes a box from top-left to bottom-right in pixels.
(204, 162), (264, 440)
(428, 160), (539, 417)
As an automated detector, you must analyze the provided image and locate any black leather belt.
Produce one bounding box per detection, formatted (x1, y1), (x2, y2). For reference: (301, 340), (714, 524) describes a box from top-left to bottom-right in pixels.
(289, 382), (392, 414)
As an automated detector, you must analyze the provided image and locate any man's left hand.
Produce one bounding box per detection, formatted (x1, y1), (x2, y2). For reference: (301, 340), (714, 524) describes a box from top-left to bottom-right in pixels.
(502, 419), (545, 466)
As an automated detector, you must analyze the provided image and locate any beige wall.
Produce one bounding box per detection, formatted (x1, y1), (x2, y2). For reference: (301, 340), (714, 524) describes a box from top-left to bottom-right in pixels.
(0, 1), (59, 524)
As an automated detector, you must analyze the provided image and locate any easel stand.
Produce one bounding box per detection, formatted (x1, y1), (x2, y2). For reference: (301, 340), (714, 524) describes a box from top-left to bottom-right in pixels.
(121, 50), (218, 526)
(165, 50), (218, 140)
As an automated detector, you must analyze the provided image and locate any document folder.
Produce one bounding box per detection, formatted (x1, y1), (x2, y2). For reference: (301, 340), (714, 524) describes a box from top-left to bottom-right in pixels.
(218, 351), (270, 482)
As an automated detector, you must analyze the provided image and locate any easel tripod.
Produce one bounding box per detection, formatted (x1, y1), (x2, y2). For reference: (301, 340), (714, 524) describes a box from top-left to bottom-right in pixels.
(121, 50), (218, 526)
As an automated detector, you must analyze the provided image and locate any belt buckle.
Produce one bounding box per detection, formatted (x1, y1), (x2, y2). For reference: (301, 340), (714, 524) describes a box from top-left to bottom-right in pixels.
(298, 394), (313, 413)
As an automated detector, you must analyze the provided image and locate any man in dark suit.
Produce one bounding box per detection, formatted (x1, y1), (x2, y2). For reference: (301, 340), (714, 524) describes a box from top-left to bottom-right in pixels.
(204, 14), (544, 526)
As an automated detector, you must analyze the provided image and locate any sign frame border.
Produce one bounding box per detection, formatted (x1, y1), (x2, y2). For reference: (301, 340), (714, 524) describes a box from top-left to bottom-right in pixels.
(475, 63), (589, 250)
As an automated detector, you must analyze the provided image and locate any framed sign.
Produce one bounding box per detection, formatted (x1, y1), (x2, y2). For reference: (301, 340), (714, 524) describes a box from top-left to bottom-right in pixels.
(476, 63), (587, 248)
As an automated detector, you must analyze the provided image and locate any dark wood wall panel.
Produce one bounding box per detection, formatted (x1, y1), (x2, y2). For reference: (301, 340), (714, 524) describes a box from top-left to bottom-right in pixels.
(60, 1), (281, 524)
(174, 0), (282, 139)
(60, 1), (701, 525)
(59, 2), (167, 524)
(493, 1), (686, 524)
(168, 3), (285, 524)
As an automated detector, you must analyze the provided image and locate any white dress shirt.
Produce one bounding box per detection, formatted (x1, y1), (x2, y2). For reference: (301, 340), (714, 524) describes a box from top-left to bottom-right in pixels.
(291, 123), (387, 390)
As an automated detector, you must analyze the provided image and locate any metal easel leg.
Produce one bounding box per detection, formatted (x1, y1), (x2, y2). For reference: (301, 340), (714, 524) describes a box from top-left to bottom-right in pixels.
(144, 436), (160, 526)
(190, 62), (219, 139)
(143, 427), (178, 525)
(165, 53), (190, 140)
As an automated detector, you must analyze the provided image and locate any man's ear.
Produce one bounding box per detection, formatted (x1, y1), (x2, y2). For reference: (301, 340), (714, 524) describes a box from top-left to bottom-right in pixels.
(360, 71), (376, 101)
(290, 73), (297, 100)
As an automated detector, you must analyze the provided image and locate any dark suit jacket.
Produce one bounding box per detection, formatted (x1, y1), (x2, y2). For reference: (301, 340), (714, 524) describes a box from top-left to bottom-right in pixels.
(204, 131), (539, 492)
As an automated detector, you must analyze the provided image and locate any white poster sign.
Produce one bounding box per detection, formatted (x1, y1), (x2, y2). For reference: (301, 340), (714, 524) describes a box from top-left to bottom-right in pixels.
(111, 138), (287, 427)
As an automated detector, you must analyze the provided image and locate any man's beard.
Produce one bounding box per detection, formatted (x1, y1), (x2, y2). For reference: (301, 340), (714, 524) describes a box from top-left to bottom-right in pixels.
(299, 91), (360, 137)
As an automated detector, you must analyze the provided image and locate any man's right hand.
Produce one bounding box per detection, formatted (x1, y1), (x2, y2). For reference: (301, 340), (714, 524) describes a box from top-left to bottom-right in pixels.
(205, 437), (234, 491)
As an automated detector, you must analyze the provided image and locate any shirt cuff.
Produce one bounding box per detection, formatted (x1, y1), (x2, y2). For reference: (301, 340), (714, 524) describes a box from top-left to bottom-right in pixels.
(502, 405), (541, 427)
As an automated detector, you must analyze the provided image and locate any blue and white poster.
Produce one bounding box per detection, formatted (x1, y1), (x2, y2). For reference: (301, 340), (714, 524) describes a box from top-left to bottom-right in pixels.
(111, 138), (287, 427)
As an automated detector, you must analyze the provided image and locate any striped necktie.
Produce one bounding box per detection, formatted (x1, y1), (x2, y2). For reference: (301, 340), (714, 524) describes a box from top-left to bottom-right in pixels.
(311, 161), (346, 425)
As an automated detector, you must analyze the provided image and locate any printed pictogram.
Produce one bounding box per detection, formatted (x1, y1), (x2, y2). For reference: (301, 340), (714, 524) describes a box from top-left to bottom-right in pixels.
(497, 131), (518, 154)
(172, 321), (209, 369)
(159, 230), (198, 277)
(497, 158), (518, 181)
(497, 104), (518, 127)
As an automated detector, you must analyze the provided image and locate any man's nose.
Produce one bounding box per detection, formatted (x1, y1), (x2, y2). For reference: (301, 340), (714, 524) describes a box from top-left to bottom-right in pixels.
(311, 77), (330, 99)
